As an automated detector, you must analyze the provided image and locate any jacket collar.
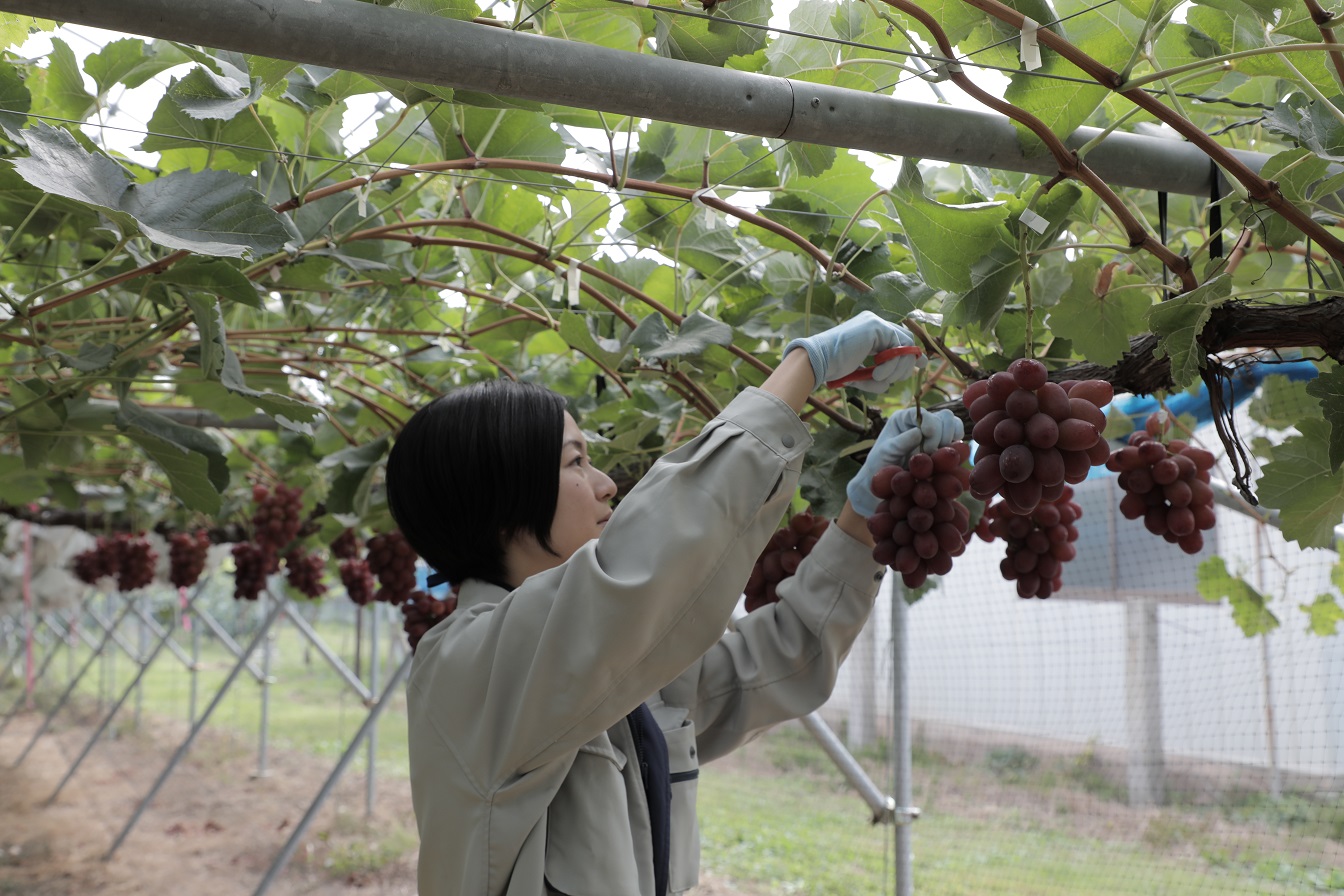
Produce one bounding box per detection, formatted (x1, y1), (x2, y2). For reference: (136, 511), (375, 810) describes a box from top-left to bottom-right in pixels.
(455, 577), (510, 614)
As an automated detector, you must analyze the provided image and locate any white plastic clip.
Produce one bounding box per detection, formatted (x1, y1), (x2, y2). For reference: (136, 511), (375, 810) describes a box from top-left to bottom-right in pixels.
(356, 182), (371, 217)
(566, 262), (581, 308)
(1020, 17), (1042, 71)
(691, 188), (715, 209)
(1019, 208), (1049, 234)
(632, 0), (649, 6)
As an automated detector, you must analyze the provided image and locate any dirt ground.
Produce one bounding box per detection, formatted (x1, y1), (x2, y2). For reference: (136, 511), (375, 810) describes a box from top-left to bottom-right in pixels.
(0, 710), (745, 896)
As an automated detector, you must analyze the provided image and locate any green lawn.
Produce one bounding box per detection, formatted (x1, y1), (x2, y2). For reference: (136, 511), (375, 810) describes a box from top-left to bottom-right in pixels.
(5, 613), (1344, 895)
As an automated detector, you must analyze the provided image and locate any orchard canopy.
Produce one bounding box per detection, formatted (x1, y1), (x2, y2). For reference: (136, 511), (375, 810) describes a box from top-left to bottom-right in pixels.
(3, 2), (1344, 604)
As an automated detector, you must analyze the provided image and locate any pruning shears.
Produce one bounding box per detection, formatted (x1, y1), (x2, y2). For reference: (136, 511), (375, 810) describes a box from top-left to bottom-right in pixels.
(825, 345), (925, 389)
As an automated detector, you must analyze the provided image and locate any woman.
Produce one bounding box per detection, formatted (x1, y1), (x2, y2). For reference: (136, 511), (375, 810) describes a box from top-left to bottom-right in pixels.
(386, 312), (961, 896)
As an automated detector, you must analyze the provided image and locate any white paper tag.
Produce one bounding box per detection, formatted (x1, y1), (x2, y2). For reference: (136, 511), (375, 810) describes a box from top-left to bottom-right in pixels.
(1020, 17), (1042, 71)
(632, 0), (649, 6)
(356, 183), (371, 217)
(1019, 209), (1049, 234)
(566, 262), (581, 308)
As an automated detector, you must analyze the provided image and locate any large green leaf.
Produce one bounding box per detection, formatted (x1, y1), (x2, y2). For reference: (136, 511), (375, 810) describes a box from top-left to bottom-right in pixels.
(14, 123), (295, 257)
(219, 346), (322, 433)
(1249, 372), (1322, 429)
(1196, 556), (1279, 636)
(1264, 93), (1344, 163)
(320, 435), (390, 523)
(1301, 592), (1344, 635)
(43, 38), (96, 122)
(1146, 274), (1233, 390)
(167, 54), (261, 120)
(1046, 257), (1152, 366)
(1255, 149), (1329, 249)
(116, 399), (229, 493)
(764, 0), (898, 90)
(153, 259), (262, 310)
(84, 39), (189, 96)
(0, 59), (31, 135)
(641, 311), (734, 361)
(558, 311), (626, 369)
(1258, 418), (1344, 549)
(1305, 366), (1344, 472)
(124, 429), (222, 515)
(656, 0), (769, 67)
(140, 90), (277, 161)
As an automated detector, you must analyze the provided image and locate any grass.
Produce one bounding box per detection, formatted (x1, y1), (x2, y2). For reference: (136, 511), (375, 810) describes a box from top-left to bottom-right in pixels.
(6, 615), (1344, 894)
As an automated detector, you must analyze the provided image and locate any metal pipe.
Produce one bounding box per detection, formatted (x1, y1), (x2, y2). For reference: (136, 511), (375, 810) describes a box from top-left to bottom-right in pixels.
(257, 588), (274, 779)
(0, 0), (1277, 197)
(0, 613), (71, 735)
(251, 653), (412, 896)
(194, 603), (266, 683)
(365, 602), (380, 819)
(798, 711), (894, 824)
(281, 600), (372, 702)
(891, 578), (916, 896)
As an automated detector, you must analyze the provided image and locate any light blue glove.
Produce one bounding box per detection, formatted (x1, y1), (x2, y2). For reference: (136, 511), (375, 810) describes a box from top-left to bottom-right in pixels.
(783, 310), (918, 393)
(846, 408), (965, 516)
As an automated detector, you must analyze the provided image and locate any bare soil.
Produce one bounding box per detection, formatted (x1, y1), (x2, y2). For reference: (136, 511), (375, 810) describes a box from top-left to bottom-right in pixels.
(0, 708), (746, 896)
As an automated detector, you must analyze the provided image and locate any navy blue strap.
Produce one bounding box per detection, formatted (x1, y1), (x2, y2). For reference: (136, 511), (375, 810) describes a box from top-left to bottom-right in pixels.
(626, 703), (671, 895)
(425, 570), (450, 588)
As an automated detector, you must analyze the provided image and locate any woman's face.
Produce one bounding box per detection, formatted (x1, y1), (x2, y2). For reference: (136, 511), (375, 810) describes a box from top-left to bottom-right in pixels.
(544, 412), (617, 564)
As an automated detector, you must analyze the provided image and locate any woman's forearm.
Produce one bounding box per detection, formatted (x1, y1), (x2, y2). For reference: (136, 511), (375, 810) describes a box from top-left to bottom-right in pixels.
(758, 349), (815, 414)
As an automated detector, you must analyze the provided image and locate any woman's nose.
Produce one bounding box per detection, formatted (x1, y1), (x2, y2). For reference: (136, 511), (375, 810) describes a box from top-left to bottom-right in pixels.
(594, 467), (617, 501)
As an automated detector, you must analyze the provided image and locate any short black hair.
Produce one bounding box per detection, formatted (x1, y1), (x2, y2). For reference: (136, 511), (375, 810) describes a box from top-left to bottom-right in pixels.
(387, 379), (567, 588)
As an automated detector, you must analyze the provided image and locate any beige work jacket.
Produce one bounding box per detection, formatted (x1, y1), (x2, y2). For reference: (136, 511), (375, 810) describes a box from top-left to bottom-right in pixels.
(406, 387), (883, 896)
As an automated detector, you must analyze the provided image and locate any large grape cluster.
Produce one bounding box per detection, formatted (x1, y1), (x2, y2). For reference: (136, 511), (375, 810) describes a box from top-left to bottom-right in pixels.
(283, 547), (328, 599)
(232, 541), (269, 602)
(251, 483), (304, 568)
(340, 558), (376, 606)
(401, 588), (458, 652)
(966, 359), (1113, 515)
(168, 529), (211, 589)
(744, 511), (829, 613)
(866, 443), (973, 589)
(71, 534), (157, 592)
(366, 531), (417, 605)
(331, 528), (362, 561)
(1107, 412), (1217, 554)
(978, 487), (1082, 598)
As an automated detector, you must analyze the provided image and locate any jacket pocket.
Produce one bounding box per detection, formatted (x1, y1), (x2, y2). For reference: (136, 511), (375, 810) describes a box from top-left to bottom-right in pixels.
(664, 721), (701, 894)
(546, 740), (642, 896)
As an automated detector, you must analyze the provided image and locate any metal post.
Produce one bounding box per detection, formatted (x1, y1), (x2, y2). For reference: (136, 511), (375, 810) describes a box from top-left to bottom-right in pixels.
(362, 601), (379, 822)
(11, 599), (136, 768)
(1125, 596), (1165, 807)
(891, 578), (914, 896)
(0, 613), (73, 735)
(0, 0), (1290, 199)
(799, 711), (895, 823)
(1253, 523), (1282, 800)
(190, 602), (200, 726)
(45, 582), (209, 805)
(21, 520), (33, 711)
(256, 587), (275, 779)
(251, 653), (412, 896)
(847, 614), (878, 750)
(104, 596), (285, 860)
(280, 601), (371, 701)
(134, 597), (147, 731)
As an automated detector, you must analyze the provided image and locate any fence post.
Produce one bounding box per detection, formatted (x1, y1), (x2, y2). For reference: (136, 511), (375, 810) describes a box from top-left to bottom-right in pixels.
(891, 577), (914, 896)
(1125, 596), (1165, 807)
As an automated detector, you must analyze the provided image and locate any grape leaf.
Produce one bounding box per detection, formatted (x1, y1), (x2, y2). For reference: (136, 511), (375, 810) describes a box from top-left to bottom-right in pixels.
(1147, 274), (1232, 390)
(116, 399), (229, 493)
(1249, 372), (1322, 430)
(43, 38), (95, 122)
(0, 59), (30, 136)
(642, 311), (734, 361)
(1196, 556), (1279, 637)
(1046, 257), (1151, 366)
(1256, 149), (1329, 249)
(1258, 418), (1344, 549)
(123, 429), (222, 515)
(890, 159), (1012, 295)
(1300, 592), (1344, 635)
(1305, 365), (1344, 472)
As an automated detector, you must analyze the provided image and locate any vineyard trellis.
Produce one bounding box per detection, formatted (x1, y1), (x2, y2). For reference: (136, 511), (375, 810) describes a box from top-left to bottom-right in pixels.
(4, 0), (1344, 892)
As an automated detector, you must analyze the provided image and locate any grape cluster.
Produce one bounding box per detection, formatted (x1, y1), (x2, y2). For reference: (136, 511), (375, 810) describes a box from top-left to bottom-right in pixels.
(232, 542), (269, 601)
(71, 534), (157, 592)
(168, 530), (211, 589)
(866, 443), (974, 589)
(1107, 412), (1217, 554)
(251, 483), (305, 566)
(331, 528), (362, 561)
(979, 487), (1082, 598)
(966, 359), (1113, 515)
(72, 536), (119, 586)
(744, 511), (830, 613)
(401, 588), (459, 652)
(366, 531), (417, 605)
(284, 547), (328, 599)
(340, 558), (376, 606)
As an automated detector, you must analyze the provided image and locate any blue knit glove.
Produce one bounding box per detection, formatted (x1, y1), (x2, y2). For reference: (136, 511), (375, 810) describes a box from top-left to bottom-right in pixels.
(783, 311), (917, 393)
(846, 409), (965, 517)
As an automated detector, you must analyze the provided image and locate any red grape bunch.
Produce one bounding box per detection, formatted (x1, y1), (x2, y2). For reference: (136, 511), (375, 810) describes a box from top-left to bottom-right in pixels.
(401, 588), (459, 652)
(744, 511), (830, 613)
(979, 486), (1083, 598)
(283, 547), (328, 599)
(72, 536), (120, 586)
(115, 535), (157, 592)
(965, 359), (1114, 515)
(1107, 411), (1217, 554)
(865, 442), (974, 589)
(168, 529), (211, 589)
(366, 530), (417, 605)
(250, 483), (305, 568)
(331, 528), (362, 561)
(232, 541), (269, 601)
(340, 558), (376, 606)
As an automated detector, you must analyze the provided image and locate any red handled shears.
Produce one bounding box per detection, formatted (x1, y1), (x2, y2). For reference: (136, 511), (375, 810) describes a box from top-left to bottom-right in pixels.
(825, 345), (925, 388)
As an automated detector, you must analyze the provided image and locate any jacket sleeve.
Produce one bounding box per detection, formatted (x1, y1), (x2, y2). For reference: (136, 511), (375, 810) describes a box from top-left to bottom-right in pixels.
(407, 387), (812, 787)
(658, 521), (883, 764)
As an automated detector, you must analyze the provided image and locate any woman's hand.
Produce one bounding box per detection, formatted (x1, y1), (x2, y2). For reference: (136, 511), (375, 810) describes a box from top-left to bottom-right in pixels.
(783, 311), (918, 393)
(845, 409), (964, 518)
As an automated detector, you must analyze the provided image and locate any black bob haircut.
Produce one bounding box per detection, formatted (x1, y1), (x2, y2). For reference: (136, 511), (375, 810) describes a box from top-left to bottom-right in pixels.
(386, 379), (567, 589)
